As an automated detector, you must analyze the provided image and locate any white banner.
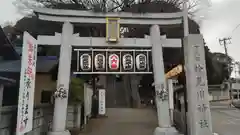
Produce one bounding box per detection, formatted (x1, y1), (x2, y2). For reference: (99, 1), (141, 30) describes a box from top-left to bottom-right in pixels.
(16, 32), (38, 135)
(98, 89), (106, 115)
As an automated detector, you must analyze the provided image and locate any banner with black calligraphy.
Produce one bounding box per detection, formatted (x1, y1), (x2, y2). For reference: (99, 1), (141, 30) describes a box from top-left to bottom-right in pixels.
(16, 32), (38, 135)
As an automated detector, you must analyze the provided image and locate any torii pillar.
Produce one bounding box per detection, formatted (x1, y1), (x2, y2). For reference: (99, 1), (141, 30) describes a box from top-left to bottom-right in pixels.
(48, 22), (73, 135)
(150, 24), (178, 135)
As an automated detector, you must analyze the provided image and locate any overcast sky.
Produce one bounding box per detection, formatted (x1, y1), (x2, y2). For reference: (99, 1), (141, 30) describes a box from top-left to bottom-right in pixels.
(0, 0), (240, 62)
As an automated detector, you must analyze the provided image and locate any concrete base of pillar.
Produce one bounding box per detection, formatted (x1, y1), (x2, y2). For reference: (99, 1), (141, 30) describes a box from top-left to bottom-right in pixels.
(48, 130), (71, 135)
(153, 127), (179, 135)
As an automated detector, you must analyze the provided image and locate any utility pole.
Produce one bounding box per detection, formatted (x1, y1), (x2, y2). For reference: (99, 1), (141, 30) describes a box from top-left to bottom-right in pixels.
(219, 37), (232, 100)
(219, 37), (232, 57)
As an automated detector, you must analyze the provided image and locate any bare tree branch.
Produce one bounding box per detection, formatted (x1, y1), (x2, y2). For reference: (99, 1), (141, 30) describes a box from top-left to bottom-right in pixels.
(71, 0), (80, 4)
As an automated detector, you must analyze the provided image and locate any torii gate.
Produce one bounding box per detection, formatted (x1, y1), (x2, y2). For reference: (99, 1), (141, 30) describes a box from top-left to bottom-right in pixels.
(19, 5), (212, 135)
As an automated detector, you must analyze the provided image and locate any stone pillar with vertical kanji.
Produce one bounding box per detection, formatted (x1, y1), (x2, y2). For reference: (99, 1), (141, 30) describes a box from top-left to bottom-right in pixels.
(183, 34), (213, 135)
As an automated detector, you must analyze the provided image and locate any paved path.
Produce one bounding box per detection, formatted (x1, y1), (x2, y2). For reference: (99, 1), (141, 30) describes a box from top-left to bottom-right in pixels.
(79, 108), (158, 135)
(211, 102), (240, 135)
(78, 104), (240, 135)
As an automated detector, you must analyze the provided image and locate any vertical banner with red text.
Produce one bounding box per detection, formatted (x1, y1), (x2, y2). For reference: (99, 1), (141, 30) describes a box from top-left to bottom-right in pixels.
(16, 32), (38, 135)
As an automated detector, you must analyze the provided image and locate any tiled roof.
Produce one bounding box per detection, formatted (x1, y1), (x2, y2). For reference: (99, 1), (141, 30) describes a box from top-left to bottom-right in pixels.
(0, 26), (20, 60)
(0, 56), (58, 73)
(0, 76), (16, 85)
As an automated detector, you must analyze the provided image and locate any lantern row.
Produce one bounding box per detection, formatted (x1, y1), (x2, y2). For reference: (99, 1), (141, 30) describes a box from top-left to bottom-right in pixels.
(73, 49), (152, 74)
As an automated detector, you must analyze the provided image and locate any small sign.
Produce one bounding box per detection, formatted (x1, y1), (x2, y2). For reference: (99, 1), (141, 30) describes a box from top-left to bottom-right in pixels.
(106, 17), (120, 42)
(98, 89), (106, 115)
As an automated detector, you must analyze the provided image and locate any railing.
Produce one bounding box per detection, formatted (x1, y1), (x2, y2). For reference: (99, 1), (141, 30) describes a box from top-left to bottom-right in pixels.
(173, 110), (187, 134)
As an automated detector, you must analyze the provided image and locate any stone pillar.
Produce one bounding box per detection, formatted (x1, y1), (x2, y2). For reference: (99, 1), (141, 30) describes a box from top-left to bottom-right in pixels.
(75, 104), (82, 129)
(183, 34), (212, 135)
(48, 22), (73, 135)
(150, 25), (178, 135)
(167, 79), (174, 125)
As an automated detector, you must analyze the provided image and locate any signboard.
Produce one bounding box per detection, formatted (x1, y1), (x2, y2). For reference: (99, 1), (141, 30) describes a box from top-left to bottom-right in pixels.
(106, 17), (120, 42)
(165, 64), (183, 79)
(16, 32), (38, 135)
(98, 89), (106, 115)
(73, 49), (152, 74)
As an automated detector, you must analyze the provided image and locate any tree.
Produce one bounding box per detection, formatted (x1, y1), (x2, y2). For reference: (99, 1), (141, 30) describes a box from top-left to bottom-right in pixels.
(69, 78), (85, 104)
(211, 52), (233, 81)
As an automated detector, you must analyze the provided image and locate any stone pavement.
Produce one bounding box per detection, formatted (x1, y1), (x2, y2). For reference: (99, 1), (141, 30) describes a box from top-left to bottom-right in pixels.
(79, 108), (158, 135)
(211, 102), (240, 135)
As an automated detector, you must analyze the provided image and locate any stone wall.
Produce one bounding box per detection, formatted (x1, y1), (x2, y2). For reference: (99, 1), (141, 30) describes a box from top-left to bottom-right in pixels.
(0, 104), (53, 135)
(0, 104), (86, 135)
(0, 83), (93, 134)
(209, 90), (229, 101)
(66, 104), (83, 129)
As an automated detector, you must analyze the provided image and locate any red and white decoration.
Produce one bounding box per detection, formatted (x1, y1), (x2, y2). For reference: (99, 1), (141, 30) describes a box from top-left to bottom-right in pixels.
(108, 54), (119, 70)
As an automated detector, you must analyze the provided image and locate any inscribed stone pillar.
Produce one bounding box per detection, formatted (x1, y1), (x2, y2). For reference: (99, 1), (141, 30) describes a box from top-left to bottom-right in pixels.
(183, 34), (212, 135)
